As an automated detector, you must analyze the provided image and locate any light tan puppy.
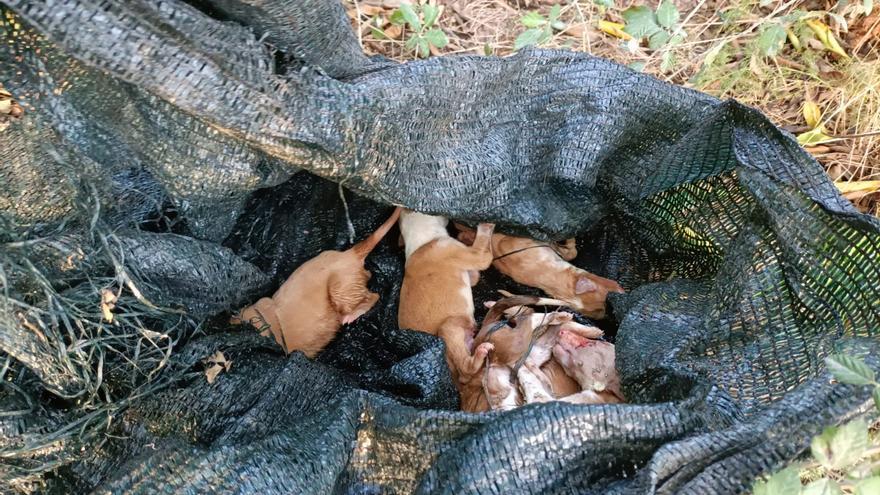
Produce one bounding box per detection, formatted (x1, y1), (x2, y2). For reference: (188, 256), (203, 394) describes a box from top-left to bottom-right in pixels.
(397, 209), (496, 406)
(482, 296), (582, 400)
(234, 207), (401, 357)
(552, 329), (625, 405)
(456, 226), (624, 319)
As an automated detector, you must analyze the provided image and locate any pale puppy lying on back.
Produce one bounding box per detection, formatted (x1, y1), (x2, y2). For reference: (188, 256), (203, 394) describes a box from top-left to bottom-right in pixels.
(397, 209), (496, 403)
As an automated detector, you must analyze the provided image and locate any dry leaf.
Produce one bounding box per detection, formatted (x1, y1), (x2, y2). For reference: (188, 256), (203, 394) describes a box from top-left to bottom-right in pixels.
(384, 24), (402, 39)
(749, 55), (765, 78)
(797, 127), (835, 145)
(203, 350), (232, 383)
(100, 289), (117, 323)
(803, 101), (822, 128)
(786, 27), (802, 51)
(598, 20), (632, 40)
(205, 365), (223, 384)
(806, 19), (850, 59)
(359, 5), (384, 16)
(141, 328), (167, 340)
(835, 180), (880, 195)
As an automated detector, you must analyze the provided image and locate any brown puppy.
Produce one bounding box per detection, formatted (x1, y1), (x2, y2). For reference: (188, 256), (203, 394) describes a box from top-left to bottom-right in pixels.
(552, 329), (625, 404)
(234, 207), (401, 357)
(456, 226), (624, 319)
(397, 210), (496, 405)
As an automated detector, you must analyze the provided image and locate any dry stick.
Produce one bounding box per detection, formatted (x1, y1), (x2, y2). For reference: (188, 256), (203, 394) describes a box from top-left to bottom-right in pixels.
(338, 182), (357, 244)
(571, 1), (592, 55)
(353, 0), (365, 50)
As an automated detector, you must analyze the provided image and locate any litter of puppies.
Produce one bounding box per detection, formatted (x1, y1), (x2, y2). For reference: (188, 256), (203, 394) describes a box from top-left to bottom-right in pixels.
(233, 208), (625, 411)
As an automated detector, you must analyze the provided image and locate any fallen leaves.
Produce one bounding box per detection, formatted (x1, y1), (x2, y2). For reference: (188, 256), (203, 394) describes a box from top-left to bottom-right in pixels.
(203, 351), (232, 384)
(100, 289), (118, 323)
(835, 180), (880, 202)
(806, 19), (850, 59)
(797, 101), (835, 146)
(598, 20), (632, 40)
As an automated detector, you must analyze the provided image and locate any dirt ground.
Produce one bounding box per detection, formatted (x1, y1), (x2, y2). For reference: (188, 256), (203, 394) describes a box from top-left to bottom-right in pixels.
(344, 0), (880, 216)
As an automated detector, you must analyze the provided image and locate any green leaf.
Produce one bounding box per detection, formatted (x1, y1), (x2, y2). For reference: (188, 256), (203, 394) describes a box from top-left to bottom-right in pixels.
(521, 11), (547, 28)
(514, 28), (545, 50)
(656, 0), (680, 29)
(628, 61), (646, 72)
(649, 30), (671, 49)
(873, 386), (880, 411)
(370, 27), (388, 40)
(812, 420), (869, 470)
(865, 0), (874, 17)
(764, 467), (801, 495)
(825, 354), (875, 385)
(757, 24), (787, 57)
(399, 4), (421, 32)
(803, 478), (843, 495)
(551, 20), (566, 31)
(404, 35), (419, 50)
(483, 43), (493, 56)
(856, 477), (880, 495)
(660, 50), (676, 72)
(593, 0), (614, 7)
(548, 4), (562, 22)
(623, 6), (661, 38)
(417, 37), (430, 58)
(702, 42), (727, 67)
(390, 9), (405, 25)
(422, 4), (439, 28)
(797, 128), (834, 146)
(753, 478), (768, 495)
(424, 28), (448, 49)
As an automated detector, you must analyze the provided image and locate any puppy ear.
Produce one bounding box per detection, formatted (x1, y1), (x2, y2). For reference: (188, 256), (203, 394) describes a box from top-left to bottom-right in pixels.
(574, 276), (597, 294)
(457, 230), (476, 245)
(484, 301), (497, 308)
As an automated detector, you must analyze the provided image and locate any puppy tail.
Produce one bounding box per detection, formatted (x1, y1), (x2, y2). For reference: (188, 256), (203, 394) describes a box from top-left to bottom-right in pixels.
(351, 206), (402, 259)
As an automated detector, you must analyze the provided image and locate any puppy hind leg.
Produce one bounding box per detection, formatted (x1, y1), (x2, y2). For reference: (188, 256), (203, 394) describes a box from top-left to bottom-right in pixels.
(340, 292), (380, 325)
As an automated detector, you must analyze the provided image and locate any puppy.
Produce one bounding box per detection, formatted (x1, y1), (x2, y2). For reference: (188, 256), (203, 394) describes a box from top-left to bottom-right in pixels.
(397, 209), (496, 406)
(456, 226), (624, 319)
(471, 295), (602, 411)
(552, 329), (624, 404)
(518, 320), (602, 403)
(233, 207), (401, 357)
(483, 295), (582, 399)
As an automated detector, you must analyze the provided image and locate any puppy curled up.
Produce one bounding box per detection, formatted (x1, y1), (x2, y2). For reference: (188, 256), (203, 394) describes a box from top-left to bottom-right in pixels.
(468, 294), (604, 412)
(233, 207), (401, 357)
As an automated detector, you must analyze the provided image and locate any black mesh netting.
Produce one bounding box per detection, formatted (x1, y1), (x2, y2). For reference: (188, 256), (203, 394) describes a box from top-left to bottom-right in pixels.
(1, 1), (879, 493)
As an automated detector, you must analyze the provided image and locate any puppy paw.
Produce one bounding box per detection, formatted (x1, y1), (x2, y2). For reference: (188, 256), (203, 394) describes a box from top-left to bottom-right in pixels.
(476, 223), (495, 236)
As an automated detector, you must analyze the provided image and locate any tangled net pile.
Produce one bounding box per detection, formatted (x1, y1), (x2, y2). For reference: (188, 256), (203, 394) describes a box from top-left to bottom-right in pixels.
(1, 1), (879, 493)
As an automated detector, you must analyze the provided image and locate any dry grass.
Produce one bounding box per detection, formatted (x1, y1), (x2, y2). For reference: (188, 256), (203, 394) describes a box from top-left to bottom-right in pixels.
(345, 0), (880, 215)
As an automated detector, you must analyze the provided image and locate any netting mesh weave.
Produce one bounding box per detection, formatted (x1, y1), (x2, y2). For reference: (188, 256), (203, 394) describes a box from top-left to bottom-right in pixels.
(1, 1), (879, 493)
